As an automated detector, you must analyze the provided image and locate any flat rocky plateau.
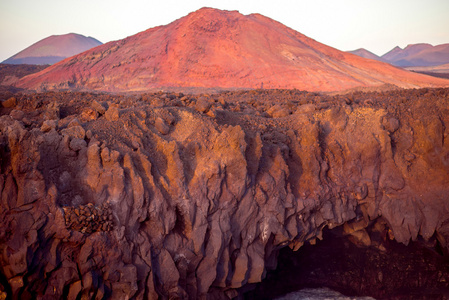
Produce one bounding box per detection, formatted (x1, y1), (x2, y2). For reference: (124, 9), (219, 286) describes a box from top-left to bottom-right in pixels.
(1, 88), (449, 299)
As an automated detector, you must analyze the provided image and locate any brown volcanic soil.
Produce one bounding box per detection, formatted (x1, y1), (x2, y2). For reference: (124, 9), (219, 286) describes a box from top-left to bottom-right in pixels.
(15, 8), (449, 92)
(1, 88), (449, 299)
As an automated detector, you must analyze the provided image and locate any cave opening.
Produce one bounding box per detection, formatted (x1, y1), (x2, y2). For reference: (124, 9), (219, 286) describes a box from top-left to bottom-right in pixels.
(243, 219), (449, 299)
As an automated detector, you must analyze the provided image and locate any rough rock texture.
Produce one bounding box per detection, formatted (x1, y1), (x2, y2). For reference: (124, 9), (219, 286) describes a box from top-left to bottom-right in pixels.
(0, 88), (449, 299)
(15, 8), (449, 92)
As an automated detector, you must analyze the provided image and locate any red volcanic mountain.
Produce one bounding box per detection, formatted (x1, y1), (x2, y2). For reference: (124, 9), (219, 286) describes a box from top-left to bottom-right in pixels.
(3, 33), (102, 65)
(16, 8), (449, 92)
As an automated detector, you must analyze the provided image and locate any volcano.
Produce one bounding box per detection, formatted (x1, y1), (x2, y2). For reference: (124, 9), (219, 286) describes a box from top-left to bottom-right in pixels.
(16, 8), (449, 92)
(3, 33), (102, 65)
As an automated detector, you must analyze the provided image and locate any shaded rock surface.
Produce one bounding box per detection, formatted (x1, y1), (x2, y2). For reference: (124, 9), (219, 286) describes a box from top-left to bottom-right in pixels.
(246, 223), (449, 299)
(0, 88), (449, 299)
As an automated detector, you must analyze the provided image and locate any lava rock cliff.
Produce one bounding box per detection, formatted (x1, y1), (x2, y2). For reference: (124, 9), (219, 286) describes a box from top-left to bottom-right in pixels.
(1, 89), (449, 298)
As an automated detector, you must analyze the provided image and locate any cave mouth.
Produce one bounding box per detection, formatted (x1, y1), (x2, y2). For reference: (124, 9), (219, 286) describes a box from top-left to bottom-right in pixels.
(243, 220), (449, 299)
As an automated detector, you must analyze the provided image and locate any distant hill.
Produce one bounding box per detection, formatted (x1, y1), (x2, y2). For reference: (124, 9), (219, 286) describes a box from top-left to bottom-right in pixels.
(3, 33), (102, 65)
(347, 48), (384, 62)
(381, 43), (449, 67)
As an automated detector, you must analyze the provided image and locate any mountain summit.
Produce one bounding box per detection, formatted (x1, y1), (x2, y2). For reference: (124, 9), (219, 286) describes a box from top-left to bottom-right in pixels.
(3, 33), (102, 65)
(16, 8), (449, 92)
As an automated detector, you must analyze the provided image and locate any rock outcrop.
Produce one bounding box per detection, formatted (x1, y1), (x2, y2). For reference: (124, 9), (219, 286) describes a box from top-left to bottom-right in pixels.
(15, 8), (449, 92)
(1, 88), (449, 298)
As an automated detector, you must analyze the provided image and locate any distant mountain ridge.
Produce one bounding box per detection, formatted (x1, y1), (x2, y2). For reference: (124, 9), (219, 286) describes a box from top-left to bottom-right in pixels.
(3, 33), (102, 65)
(382, 44), (432, 63)
(349, 43), (449, 68)
(382, 43), (449, 67)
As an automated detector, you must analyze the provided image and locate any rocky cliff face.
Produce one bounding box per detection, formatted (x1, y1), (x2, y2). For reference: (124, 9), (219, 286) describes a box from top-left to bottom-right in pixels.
(15, 8), (449, 92)
(1, 88), (449, 298)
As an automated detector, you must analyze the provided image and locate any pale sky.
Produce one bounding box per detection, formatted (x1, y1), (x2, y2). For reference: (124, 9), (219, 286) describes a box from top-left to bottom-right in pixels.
(1, 0), (448, 61)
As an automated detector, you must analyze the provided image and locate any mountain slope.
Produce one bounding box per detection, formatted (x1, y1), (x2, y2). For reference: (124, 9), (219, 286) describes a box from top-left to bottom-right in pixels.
(382, 43), (449, 67)
(3, 33), (102, 65)
(16, 8), (449, 92)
